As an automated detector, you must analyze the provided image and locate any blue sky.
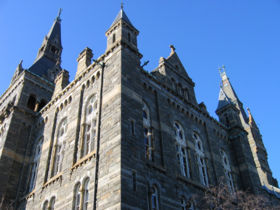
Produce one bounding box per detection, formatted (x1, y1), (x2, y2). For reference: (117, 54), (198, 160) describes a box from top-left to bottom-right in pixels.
(0, 1), (279, 184)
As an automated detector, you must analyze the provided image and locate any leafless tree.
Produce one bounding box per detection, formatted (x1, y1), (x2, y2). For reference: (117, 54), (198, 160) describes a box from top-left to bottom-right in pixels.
(196, 179), (280, 210)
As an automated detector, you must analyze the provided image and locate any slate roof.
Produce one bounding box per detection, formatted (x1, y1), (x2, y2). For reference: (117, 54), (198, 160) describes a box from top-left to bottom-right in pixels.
(47, 17), (62, 47)
(217, 87), (233, 111)
(111, 8), (134, 28)
(28, 56), (56, 79)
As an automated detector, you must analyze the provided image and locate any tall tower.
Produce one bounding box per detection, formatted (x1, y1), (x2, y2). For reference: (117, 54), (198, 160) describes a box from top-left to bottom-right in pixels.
(216, 67), (278, 192)
(0, 12), (63, 207)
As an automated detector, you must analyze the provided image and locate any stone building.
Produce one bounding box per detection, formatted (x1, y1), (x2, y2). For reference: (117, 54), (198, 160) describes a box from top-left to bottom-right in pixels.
(0, 7), (279, 210)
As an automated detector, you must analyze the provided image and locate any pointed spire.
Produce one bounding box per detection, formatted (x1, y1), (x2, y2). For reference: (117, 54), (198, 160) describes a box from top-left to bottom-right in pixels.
(110, 6), (134, 28)
(216, 85), (233, 111)
(29, 11), (63, 82)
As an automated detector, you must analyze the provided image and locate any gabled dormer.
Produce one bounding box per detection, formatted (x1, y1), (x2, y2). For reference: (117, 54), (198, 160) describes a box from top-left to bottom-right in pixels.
(105, 6), (139, 53)
(152, 45), (197, 105)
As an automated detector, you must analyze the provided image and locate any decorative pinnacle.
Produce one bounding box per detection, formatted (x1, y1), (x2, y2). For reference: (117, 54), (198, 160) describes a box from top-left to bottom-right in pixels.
(219, 65), (228, 81)
(121, 0), (124, 9)
(170, 45), (176, 55)
(57, 8), (62, 20)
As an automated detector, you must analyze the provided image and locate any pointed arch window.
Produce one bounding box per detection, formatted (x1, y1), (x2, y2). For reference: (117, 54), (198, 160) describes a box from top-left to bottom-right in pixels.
(42, 200), (48, 210)
(27, 94), (36, 111)
(82, 95), (98, 157)
(73, 182), (81, 210)
(49, 197), (55, 210)
(174, 122), (190, 178)
(82, 178), (90, 210)
(149, 185), (159, 210)
(194, 133), (208, 186)
(29, 138), (43, 191)
(221, 150), (234, 193)
(52, 118), (67, 176)
(73, 178), (90, 210)
(143, 102), (153, 160)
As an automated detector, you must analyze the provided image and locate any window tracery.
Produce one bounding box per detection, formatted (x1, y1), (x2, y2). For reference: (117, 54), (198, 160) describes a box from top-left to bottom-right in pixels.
(143, 102), (153, 160)
(52, 118), (67, 176)
(194, 133), (208, 186)
(29, 138), (43, 191)
(81, 95), (98, 157)
(174, 122), (190, 178)
(221, 150), (234, 193)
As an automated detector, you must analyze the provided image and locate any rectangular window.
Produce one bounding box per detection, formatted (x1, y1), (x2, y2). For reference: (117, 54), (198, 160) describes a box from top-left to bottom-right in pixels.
(132, 170), (137, 192)
(130, 120), (135, 136)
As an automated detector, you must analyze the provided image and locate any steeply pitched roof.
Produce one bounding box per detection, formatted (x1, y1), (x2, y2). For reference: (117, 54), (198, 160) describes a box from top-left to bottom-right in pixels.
(217, 86), (233, 111)
(111, 8), (134, 28)
(47, 16), (62, 47)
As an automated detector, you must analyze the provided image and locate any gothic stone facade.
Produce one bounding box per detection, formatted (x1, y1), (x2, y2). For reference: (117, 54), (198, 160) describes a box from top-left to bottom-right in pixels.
(0, 8), (279, 210)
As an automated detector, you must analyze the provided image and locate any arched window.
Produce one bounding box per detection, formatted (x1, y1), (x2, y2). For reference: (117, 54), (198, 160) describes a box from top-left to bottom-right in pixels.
(38, 99), (47, 111)
(221, 150), (234, 193)
(183, 89), (189, 100)
(177, 83), (183, 96)
(174, 122), (190, 178)
(143, 102), (153, 160)
(52, 118), (67, 176)
(150, 185), (159, 210)
(27, 94), (36, 111)
(112, 33), (116, 43)
(73, 182), (81, 210)
(29, 138), (43, 191)
(82, 178), (90, 210)
(82, 95), (98, 157)
(171, 78), (176, 91)
(42, 200), (48, 210)
(50, 197), (55, 210)
(194, 133), (208, 186)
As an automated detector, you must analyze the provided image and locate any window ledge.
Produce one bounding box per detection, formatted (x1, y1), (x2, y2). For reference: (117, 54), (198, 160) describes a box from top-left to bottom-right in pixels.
(43, 172), (63, 189)
(176, 174), (207, 191)
(71, 151), (96, 172)
(146, 161), (166, 173)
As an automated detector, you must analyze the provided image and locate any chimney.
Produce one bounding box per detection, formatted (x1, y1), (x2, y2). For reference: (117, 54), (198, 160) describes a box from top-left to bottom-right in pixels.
(53, 70), (69, 98)
(76, 47), (93, 78)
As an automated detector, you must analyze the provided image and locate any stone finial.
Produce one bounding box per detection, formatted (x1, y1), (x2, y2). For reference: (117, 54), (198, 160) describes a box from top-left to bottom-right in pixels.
(159, 57), (165, 64)
(170, 45), (176, 55)
(76, 47), (93, 78)
(53, 70), (69, 98)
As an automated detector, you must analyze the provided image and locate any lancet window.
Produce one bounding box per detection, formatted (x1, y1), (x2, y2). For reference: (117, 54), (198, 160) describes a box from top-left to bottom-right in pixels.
(174, 122), (190, 178)
(73, 178), (90, 210)
(143, 102), (153, 160)
(81, 94), (98, 157)
(194, 133), (208, 186)
(29, 138), (43, 191)
(149, 185), (159, 210)
(52, 118), (67, 176)
(221, 150), (234, 193)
